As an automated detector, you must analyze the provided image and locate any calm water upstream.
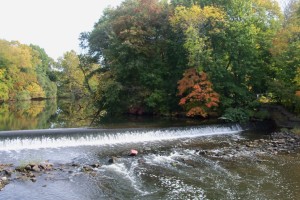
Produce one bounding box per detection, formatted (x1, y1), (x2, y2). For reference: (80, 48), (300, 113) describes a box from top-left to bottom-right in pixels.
(0, 100), (299, 199)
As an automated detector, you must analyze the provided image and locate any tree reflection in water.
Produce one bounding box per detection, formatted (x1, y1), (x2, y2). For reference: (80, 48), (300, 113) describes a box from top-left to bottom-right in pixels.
(0, 98), (96, 131)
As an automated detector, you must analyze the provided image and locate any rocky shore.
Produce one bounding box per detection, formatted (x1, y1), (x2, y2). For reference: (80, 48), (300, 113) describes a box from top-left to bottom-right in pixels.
(0, 161), (104, 191)
(1, 131), (300, 191)
(194, 131), (300, 160)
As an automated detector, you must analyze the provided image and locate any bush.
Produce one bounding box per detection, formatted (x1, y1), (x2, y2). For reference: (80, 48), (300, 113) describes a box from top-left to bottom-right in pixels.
(291, 127), (300, 135)
(220, 108), (250, 123)
(253, 110), (270, 121)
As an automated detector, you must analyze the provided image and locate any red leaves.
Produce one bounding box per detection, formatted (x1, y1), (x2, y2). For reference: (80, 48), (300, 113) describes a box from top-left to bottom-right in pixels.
(178, 68), (219, 117)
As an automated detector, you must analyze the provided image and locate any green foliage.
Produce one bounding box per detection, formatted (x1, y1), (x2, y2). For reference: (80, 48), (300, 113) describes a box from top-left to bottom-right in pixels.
(94, 72), (123, 115)
(56, 51), (101, 99)
(291, 127), (300, 135)
(0, 82), (9, 101)
(0, 39), (57, 101)
(77, 0), (298, 122)
(220, 108), (250, 123)
(16, 91), (31, 101)
(253, 110), (271, 121)
(81, 0), (186, 115)
(269, 0), (300, 114)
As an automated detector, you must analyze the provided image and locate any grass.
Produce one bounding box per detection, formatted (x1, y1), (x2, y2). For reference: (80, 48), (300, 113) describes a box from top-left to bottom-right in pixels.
(291, 127), (300, 135)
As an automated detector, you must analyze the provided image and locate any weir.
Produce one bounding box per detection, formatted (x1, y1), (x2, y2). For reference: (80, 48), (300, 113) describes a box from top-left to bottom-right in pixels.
(0, 124), (243, 151)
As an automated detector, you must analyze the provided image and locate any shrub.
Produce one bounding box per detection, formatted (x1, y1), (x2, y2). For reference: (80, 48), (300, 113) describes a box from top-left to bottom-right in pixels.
(220, 108), (250, 123)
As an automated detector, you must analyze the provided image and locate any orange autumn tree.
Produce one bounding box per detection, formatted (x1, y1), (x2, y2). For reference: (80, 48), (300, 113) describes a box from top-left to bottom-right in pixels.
(178, 68), (219, 117)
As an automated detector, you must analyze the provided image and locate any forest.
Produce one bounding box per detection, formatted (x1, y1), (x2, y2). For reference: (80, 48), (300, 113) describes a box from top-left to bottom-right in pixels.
(0, 0), (299, 122)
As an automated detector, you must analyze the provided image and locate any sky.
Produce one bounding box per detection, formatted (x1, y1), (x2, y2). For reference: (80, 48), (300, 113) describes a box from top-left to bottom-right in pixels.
(0, 0), (285, 60)
(0, 0), (124, 60)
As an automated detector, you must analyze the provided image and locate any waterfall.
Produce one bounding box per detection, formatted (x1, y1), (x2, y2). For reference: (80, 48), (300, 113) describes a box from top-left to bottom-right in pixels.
(0, 125), (243, 151)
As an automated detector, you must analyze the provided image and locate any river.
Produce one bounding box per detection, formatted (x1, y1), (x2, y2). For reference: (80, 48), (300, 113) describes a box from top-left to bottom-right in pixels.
(0, 100), (299, 199)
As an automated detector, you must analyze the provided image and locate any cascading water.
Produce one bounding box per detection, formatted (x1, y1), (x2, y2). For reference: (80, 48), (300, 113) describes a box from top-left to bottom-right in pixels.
(0, 124), (243, 151)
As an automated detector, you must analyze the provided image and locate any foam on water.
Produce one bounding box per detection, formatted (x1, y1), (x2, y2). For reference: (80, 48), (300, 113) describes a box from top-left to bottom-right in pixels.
(0, 125), (243, 151)
(102, 162), (150, 195)
(159, 176), (206, 199)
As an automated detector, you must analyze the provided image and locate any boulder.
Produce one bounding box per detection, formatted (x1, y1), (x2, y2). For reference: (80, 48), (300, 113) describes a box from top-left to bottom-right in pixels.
(39, 162), (53, 171)
(4, 169), (13, 176)
(32, 165), (41, 172)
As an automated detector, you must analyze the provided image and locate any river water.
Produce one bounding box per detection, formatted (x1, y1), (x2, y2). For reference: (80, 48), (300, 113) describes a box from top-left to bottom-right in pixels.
(0, 100), (300, 199)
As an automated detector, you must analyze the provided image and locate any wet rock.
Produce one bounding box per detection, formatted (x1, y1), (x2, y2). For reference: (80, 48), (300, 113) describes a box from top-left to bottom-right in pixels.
(81, 166), (94, 172)
(39, 162), (53, 171)
(89, 172), (97, 177)
(288, 138), (295, 143)
(15, 166), (26, 172)
(25, 165), (32, 171)
(246, 144), (254, 148)
(30, 178), (37, 182)
(0, 176), (9, 190)
(144, 147), (152, 152)
(3, 169), (13, 176)
(108, 156), (118, 164)
(90, 163), (101, 168)
(71, 163), (80, 167)
(214, 153), (222, 157)
(32, 165), (41, 172)
(182, 159), (197, 167)
(199, 150), (207, 155)
(27, 172), (35, 178)
(138, 159), (146, 164)
(16, 175), (28, 181)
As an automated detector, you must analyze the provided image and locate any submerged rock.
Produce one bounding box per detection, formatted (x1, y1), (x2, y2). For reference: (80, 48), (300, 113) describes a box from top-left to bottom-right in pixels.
(90, 163), (101, 168)
(108, 156), (118, 164)
(81, 166), (94, 172)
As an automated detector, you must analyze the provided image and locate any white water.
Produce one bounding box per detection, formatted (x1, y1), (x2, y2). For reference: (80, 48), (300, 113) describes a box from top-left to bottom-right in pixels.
(0, 125), (243, 151)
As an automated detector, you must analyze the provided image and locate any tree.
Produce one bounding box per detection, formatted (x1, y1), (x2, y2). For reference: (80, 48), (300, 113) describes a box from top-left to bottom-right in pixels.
(270, 0), (300, 112)
(178, 68), (219, 117)
(171, 1), (282, 121)
(30, 45), (57, 99)
(81, 0), (186, 115)
(0, 39), (57, 101)
(57, 51), (86, 98)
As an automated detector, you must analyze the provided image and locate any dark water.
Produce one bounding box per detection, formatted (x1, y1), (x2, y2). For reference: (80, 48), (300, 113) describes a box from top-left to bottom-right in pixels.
(0, 100), (299, 199)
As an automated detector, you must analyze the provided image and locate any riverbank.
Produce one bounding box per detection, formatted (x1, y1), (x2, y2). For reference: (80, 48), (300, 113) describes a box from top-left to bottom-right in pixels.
(262, 104), (300, 129)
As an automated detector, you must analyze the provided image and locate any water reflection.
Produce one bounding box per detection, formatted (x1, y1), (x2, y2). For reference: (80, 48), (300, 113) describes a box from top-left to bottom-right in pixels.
(0, 99), (96, 131)
(0, 99), (221, 131)
(51, 99), (96, 129)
